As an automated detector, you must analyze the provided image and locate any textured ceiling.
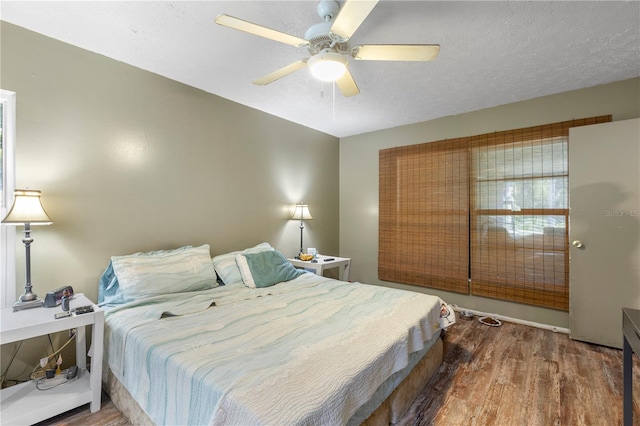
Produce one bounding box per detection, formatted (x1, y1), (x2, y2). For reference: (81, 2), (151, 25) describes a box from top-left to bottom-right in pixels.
(1, 1), (639, 138)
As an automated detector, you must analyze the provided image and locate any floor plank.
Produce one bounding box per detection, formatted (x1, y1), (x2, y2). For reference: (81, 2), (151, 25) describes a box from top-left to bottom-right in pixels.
(34, 317), (640, 425)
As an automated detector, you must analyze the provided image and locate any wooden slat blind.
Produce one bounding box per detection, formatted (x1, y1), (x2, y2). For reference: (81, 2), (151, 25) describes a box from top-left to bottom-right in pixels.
(470, 116), (610, 310)
(379, 115), (611, 310)
(379, 138), (469, 293)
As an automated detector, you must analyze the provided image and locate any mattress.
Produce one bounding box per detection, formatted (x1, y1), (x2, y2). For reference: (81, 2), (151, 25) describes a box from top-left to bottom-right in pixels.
(102, 272), (453, 425)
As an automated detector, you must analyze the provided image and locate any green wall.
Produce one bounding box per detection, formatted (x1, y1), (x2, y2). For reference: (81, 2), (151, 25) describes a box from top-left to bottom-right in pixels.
(0, 21), (340, 304)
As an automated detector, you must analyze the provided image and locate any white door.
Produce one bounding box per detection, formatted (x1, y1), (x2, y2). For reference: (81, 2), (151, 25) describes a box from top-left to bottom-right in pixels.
(569, 118), (640, 349)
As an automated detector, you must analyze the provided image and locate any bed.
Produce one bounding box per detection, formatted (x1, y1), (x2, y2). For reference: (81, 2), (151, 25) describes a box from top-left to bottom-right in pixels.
(98, 243), (454, 425)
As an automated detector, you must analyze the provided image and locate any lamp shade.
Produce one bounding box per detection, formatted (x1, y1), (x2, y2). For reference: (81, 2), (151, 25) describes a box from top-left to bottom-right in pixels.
(291, 203), (313, 220)
(2, 189), (53, 225)
(308, 50), (347, 82)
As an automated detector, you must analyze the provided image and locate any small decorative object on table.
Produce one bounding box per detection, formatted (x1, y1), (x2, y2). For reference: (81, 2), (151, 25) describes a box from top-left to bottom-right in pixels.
(61, 288), (71, 312)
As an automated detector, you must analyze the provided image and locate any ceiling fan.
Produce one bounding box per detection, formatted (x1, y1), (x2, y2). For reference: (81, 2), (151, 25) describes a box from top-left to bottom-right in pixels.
(215, 0), (440, 97)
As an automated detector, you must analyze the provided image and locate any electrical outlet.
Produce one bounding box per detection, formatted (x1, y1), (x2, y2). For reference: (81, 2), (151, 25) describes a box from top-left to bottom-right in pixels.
(69, 328), (76, 338)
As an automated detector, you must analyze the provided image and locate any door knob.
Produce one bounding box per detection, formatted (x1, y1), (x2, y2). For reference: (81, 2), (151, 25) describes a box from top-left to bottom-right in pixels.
(572, 240), (584, 248)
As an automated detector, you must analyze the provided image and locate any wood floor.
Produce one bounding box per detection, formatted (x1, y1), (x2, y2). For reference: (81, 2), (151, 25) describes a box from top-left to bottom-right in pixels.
(36, 316), (640, 426)
(399, 317), (640, 426)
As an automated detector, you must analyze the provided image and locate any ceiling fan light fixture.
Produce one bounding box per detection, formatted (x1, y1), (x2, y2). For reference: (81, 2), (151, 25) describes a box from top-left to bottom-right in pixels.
(308, 50), (347, 82)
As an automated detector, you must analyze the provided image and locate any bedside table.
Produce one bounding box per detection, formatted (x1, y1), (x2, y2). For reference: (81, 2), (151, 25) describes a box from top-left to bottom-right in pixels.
(289, 254), (351, 281)
(0, 293), (104, 425)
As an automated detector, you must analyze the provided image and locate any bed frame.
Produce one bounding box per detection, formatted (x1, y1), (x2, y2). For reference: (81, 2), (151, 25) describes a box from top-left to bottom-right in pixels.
(103, 337), (443, 425)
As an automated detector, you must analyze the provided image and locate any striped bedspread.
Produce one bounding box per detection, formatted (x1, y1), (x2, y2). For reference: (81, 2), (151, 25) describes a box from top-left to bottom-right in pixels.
(104, 273), (453, 425)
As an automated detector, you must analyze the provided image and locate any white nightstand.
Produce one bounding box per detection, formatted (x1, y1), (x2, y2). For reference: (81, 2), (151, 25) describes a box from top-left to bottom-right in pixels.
(0, 293), (104, 425)
(289, 254), (351, 281)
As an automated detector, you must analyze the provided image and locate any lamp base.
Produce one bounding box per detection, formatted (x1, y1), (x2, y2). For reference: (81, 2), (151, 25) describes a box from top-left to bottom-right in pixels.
(13, 298), (44, 312)
(18, 290), (38, 302)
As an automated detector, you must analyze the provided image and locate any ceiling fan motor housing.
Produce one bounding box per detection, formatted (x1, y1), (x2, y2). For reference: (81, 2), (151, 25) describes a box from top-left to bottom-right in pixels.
(304, 1), (349, 55)
(317, 0), (339, 21)
(305, 21), (349, 55)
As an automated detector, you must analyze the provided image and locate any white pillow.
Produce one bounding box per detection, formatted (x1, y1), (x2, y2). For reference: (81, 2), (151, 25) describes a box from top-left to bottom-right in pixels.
(111, 244), (217, 300)
(235, 254), (256, 288)
(212, 242), (274, 285)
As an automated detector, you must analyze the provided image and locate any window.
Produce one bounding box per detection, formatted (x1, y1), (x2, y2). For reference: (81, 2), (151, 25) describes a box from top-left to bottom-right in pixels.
(379, 116), (611, 310)
(1, 90), (17, 307)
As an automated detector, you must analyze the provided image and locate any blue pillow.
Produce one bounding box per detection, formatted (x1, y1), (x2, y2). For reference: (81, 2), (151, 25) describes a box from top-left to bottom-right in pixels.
(236, 250), (304, 288)
(98, 261), (126, 307)
(212, 242), (274, 285)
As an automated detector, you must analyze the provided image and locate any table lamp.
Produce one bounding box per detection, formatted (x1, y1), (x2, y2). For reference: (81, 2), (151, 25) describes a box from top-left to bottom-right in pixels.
(291, 203), (313, 255)
(2, 189), (53, 311)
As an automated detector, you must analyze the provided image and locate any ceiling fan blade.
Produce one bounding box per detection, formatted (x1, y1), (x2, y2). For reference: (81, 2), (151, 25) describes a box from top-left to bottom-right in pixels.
(330, 0), (378, 41)
(215, 14), (309, 48)
(353, 44), (440, 61)
(335, 68), (360, 97)
(253, 60), (308, 85)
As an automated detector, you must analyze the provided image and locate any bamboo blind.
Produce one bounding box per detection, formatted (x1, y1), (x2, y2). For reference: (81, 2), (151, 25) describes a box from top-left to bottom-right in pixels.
(379, 138), (469, 293)
(378, 115), (611, 310)
(470, 116), (610, 310)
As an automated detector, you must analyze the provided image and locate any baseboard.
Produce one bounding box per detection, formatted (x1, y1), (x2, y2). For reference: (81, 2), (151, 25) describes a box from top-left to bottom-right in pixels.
(451, 306), (570, 334)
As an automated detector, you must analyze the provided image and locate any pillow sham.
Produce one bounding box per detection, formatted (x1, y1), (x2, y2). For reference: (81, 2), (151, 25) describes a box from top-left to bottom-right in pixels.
(236, 250), (304, 288)
(212, 242), (274, 285)
(111, 244), (217, 300)
(100, 246), (193, 306)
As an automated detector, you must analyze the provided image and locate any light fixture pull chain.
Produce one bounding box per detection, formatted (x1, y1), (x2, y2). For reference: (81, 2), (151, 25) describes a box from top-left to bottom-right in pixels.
(332, 81), (336, 122)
